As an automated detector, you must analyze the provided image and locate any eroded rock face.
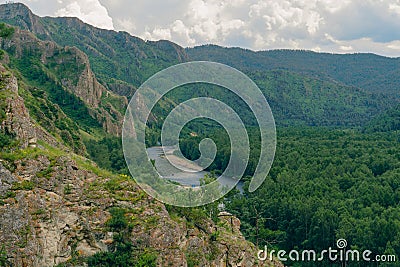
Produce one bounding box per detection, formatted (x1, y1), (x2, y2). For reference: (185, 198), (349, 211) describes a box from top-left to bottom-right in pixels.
(0, 29), (125, 136)
(0, 3), (48, 35)
(0, 66), (278, 267)
(0, 67), (36, 148)
(0, 65), (60, 150)
(0, 162), (17, 196)
(0, 152), (279, 267)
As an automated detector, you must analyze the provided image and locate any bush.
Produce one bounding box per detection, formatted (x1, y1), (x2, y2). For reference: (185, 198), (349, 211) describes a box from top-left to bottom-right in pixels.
(87, 208), (157, 267)
(0, 132), (12, 148)
(11, 180), (35, 191)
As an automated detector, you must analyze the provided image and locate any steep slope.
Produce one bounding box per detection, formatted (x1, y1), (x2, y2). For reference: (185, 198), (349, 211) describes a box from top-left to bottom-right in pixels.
(0, 66), (279, 267)
(0, 26), (127, 138)
(0, 2), (189, 96)
(0, 3), (395, 128)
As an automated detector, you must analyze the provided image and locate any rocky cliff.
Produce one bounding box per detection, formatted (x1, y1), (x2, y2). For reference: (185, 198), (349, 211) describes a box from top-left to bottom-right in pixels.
(0, 3), (190, 91)
(0, 66), (280, 266)
(0, 26), (127, 137)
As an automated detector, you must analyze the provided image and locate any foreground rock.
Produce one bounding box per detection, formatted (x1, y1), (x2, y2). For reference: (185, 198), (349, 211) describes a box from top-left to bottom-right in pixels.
(0, 65), (280, 266)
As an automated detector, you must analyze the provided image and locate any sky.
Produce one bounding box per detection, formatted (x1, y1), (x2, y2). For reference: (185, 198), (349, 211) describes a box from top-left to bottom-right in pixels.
(2, 0), (400, 57)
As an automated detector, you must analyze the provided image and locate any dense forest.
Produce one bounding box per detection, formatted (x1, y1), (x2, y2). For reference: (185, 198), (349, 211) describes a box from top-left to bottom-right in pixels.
(176, 125), (400, 266)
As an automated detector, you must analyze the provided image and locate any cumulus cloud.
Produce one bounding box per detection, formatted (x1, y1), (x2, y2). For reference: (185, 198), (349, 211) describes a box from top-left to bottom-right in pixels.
(55, 0), (114, 30)
(100, 0), (400, 56)
(1, 0), (400, 56)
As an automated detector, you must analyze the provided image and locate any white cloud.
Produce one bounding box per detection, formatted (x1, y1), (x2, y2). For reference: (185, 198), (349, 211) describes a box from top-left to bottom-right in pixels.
(55, 0), (114, 30)
(340, 45), (353, 51)
(115, 18), (136, 33)
(3, 0), (400, 56)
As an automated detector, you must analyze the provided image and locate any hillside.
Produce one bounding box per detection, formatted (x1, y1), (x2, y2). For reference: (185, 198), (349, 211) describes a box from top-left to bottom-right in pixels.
(0, 2), (188, 96)
(161, 70), (388, 127)
(0, 3), (396, 128)
(187, 45), (400, 97)
(364, 104), (400, 133)
(0, 61), (276, 266)
(0, 26), (127, 138)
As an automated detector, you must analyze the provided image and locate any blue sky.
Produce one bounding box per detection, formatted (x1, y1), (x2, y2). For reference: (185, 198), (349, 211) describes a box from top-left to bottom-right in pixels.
(3, 0), (400, 56)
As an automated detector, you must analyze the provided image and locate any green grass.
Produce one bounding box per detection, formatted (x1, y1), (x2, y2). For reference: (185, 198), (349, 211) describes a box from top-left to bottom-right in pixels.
(11, 180), (34, 191)
(72, 154), (115, 178)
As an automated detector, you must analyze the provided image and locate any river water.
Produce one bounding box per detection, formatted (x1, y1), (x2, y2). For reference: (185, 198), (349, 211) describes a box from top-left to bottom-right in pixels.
(147, 146), (244, 192)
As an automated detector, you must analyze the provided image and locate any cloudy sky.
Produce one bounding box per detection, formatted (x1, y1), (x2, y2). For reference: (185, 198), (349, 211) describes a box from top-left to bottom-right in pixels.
(2, 0), (400, 56)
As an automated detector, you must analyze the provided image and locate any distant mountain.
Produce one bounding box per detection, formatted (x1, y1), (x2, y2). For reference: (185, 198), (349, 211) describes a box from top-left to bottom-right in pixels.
(0, 2), (397, 129)
(187, 45), (400, 98)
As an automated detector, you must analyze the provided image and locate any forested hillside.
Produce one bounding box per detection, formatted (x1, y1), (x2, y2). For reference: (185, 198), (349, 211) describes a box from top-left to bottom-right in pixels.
(0, 3), (399, 267)
(1, 3), (397, 128)
(364, 104), (400, 133)
(188, 45), (400, 97)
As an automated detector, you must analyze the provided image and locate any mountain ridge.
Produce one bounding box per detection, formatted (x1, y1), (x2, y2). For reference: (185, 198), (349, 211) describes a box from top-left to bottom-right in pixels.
(0, 2), (398, 129)
(187, 45), (400, 97)
(0, 3), (189, 90)
(0, 26), (126, 138)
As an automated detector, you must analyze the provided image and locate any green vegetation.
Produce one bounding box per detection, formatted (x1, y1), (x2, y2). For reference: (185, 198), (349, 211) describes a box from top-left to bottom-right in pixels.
(223, 127), (400, 266)
(0, 131), (16, 149)
(9, 68), (90, 155)
(0, 245), (10, 266)
(0, 22), (14, 59)
(175, 122), (400, 266)
(188, 45), (400, 97)
(11, 180), (35, 191)
(364, 104), (400, 133)
(0, 191), (16, 200)
(84, 137), (128, 174)
(0, 147), (40, 171)
(10, 54), (102, 132)
(0, 22), (14, 38)
(87, 208), (157, 267)
(63, 184), (72, 195)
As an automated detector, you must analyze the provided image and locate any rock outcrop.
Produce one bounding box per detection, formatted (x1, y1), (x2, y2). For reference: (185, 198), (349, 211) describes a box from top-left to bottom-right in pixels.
(0, 28), (126, 136)
(0, 63), (280, 267)
(0, 65), (36, 148)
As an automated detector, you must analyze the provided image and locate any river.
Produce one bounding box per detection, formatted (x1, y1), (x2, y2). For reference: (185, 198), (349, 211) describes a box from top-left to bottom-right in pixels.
(147, 146), (244, 192)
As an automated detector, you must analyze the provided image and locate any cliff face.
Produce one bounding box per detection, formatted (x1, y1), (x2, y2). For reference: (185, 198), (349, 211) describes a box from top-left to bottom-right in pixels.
(0, 67), (278, 267)
(0, 66), (35, 148)
(0, 3), (190, 91)
(0, 3), (48, 35)
(0, 27), (126, 136)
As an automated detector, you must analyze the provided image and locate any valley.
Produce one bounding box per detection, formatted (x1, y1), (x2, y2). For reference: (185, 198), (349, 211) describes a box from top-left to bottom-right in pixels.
(0, 2), (399, 267)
